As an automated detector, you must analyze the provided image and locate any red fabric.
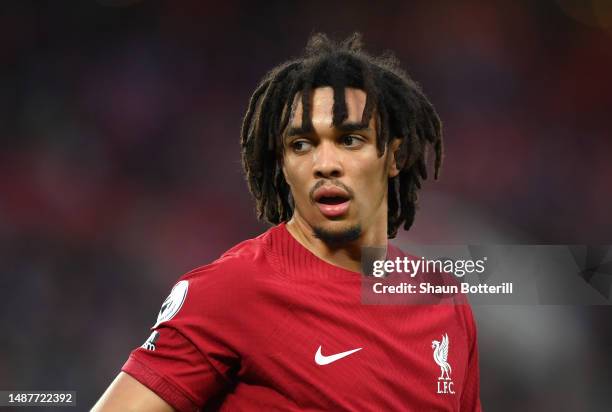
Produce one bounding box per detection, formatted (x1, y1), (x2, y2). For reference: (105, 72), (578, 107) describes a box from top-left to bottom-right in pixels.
(122, 223), (481, 411)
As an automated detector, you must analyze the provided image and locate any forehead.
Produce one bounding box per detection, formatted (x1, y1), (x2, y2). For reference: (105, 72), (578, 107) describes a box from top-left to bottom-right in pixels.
(289, 86), (368, 128)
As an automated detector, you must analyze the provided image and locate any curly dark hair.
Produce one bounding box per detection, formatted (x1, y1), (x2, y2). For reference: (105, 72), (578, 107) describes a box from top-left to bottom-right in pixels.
(240, 33), (442, 238)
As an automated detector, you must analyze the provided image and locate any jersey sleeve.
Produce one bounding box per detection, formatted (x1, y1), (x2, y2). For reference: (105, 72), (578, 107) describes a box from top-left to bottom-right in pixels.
(121, 262), (246, 412)
(122, 328), (227, 412)
(460, 305), (482, 411)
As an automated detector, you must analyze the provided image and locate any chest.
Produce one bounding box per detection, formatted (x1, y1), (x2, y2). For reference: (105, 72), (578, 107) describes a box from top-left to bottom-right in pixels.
(234, 279), (470, 411)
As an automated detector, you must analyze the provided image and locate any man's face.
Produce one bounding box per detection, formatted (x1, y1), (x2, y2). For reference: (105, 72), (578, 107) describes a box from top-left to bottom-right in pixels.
(282, 86), (399, 244)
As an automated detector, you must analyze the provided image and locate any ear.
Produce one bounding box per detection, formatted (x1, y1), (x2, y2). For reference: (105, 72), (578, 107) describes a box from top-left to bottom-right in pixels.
(387, 138), (402, 178)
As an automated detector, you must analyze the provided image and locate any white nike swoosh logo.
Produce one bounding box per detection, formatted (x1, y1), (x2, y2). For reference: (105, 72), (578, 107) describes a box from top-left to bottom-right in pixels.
(314, 345), (362, 365)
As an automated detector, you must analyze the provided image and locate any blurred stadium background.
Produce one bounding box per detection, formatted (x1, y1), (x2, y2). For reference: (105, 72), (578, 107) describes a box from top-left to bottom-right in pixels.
(1, 0), (611, 410)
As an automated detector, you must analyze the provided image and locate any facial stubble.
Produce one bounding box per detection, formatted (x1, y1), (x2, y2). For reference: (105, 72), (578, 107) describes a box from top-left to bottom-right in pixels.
(313, 223), (362, 247)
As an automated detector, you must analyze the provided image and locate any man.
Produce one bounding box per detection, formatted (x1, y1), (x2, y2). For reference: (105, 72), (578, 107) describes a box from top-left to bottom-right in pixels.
(93, 33), (481, 411)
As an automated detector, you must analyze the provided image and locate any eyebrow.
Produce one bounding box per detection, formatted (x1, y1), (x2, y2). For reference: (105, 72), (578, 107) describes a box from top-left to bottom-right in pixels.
(284, 121), (372, 138)
(337, 122), (372, 133)
(285, 125), (312, 137)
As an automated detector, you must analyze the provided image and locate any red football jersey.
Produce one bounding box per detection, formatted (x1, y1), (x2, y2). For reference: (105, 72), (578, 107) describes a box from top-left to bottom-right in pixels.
(122, 223), (481, 411)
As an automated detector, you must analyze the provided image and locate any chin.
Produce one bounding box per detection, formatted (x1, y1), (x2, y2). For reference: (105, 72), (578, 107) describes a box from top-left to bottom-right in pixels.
(312, 222), (362, 246)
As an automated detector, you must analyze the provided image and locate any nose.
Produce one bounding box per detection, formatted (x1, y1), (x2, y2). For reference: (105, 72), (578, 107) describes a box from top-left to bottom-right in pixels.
(313, 140), (343, 179)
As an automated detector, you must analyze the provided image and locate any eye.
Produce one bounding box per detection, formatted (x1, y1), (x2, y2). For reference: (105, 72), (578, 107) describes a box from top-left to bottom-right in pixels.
(291, 139), (313, 153)
(340, 135), (365, 148)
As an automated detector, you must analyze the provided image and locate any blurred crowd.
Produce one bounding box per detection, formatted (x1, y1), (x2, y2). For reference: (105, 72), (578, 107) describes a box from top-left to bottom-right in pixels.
(0, 0), (611, 410)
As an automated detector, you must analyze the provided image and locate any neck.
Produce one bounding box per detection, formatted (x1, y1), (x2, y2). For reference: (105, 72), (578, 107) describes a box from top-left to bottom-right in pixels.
(285, 212), (388, 273)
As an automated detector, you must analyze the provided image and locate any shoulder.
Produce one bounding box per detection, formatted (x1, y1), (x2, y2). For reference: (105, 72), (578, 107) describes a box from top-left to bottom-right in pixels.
(183, 231), (272, 286)
(152, 229), (279, 331)
(170, 226), (282, 302)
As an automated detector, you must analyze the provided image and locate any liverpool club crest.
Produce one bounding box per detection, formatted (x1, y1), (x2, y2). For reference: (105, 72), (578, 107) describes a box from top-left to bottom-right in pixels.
(432, 333), (455, 394)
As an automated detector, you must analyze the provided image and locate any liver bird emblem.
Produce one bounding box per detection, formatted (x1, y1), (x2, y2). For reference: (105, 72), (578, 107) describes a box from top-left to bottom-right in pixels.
(432, 333), (452, 380)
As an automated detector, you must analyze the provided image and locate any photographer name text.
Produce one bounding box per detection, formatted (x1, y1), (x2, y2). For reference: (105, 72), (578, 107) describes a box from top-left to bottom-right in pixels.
(372, 282), (513, 295)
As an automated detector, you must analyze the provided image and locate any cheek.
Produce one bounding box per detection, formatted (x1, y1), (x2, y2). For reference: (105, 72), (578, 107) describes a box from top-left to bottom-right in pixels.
(283, 159), (309, 192)
(350, 157), (388, 205)
(353, 155), (387, 182)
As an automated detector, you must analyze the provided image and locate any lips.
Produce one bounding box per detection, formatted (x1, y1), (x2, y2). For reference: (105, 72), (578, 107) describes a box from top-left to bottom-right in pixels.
(313, 186), (351, 218)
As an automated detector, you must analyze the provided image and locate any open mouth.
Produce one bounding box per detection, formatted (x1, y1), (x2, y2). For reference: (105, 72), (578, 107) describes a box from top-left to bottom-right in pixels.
(313, 186), (351, 218)
(317, 196), (349, 205)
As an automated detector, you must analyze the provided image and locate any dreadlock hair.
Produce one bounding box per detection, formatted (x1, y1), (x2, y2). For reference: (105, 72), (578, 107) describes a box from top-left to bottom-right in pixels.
(240, 33), (443, 239)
